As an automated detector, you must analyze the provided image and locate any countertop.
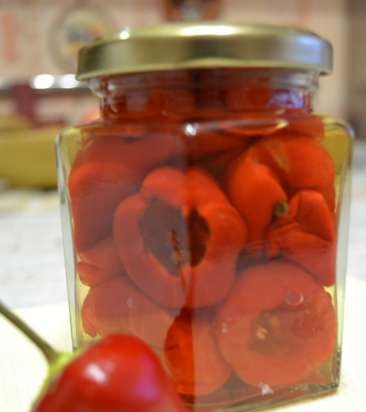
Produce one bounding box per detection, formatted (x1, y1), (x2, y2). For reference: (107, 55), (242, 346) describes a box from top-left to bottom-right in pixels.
(1, 143), (366, 412)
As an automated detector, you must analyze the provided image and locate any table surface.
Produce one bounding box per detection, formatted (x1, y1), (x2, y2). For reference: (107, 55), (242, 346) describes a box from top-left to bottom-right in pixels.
(1, 143), (366, 412)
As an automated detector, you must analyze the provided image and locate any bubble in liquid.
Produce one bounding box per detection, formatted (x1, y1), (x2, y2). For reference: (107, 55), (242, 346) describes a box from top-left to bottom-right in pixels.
(259, 383), (274, 396)
(221, 321), (228, 334)
(285, 290), (304, 307)
(126, 297), (134, 308)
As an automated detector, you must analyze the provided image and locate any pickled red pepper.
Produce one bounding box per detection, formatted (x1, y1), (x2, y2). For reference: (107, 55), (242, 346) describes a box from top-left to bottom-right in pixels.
(77, 236), (125, 286)
(113, 167), (248, 308)
(82, 276), (176, 349)
(165, 312), (231, 396)
(214, 262), (336, 386)
(227, 134), (337, 286)
(267, 190), (336, 286)
(69, 129), (179, 251)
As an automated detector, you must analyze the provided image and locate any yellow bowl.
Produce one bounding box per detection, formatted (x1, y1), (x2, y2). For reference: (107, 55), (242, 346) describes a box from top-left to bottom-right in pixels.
(0, 127), (59, 188)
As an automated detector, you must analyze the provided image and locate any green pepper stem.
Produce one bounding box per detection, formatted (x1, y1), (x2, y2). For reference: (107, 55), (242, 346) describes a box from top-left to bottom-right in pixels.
(273, 201), (289, 219)
(0, 300), (59, 364)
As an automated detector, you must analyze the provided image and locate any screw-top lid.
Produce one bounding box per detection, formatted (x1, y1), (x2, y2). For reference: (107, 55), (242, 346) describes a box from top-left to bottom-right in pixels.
(76, 22), (333, 80)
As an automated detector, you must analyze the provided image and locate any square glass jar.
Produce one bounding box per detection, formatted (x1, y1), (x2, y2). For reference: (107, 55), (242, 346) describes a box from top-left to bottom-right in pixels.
(57, 23), (353, 411)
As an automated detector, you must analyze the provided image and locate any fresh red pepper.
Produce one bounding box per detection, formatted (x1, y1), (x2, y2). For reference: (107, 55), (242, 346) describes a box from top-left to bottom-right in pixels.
(69, 126), (178, 252)
(164, 311), (231, 397)
(113, 167), (248, 308)
(214, 262), (336, 386)
(33, 335), (188, 412)
(82, 276), (176, 349)
(0, 300), (188, 412)
(267, 190), (336, 286)
(77, 236), (125, 286)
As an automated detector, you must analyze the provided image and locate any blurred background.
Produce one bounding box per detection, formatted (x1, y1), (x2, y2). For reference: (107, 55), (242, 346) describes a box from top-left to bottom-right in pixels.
(0, 0), (362, 177)
(0, 0), (360, 142)
(0, 1), (363, 187)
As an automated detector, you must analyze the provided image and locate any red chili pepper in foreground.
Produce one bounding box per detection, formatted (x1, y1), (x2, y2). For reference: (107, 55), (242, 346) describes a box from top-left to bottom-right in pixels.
(34, 335), (188, 412)
(0, 301), (188, 412)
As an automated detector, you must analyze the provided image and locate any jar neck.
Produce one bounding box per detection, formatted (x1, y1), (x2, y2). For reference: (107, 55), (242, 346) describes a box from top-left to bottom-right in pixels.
(90, 69), (319, 120)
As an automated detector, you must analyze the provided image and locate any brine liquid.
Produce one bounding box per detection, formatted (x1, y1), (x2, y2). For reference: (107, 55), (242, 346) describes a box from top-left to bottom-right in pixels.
(58, 112), (352, 411)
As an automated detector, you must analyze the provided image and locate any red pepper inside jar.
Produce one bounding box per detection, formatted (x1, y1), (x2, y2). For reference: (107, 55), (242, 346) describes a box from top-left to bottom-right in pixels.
(57, 23), (353, 411)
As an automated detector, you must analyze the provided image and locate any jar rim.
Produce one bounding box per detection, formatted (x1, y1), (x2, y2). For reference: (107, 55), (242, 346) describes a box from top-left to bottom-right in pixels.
(76, 22), (333, 81)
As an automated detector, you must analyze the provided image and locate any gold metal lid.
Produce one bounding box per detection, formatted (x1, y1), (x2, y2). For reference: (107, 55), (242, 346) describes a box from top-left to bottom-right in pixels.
(76, 22), (333, 80)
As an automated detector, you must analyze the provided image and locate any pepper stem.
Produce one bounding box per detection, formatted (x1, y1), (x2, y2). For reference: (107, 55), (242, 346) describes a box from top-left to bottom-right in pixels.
(0, 300), (59, 364)
(273, 201), (289, 219)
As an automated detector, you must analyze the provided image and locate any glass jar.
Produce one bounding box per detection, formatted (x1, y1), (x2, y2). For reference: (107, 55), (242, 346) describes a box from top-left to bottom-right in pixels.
(57, 23), (353, 411)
